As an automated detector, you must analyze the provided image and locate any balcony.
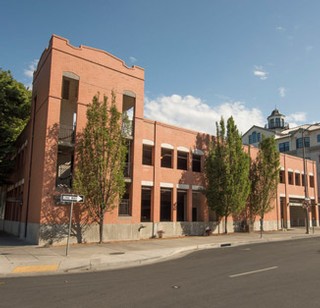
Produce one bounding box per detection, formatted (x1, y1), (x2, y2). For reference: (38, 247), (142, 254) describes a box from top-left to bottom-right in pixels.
(58, 124), (75, 146)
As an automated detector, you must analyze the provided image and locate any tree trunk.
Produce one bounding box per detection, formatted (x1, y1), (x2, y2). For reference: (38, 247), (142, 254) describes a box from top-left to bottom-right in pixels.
(224, 215), (228, 234)
(260, 217), (264, 238)
(99, 211), (104, 244)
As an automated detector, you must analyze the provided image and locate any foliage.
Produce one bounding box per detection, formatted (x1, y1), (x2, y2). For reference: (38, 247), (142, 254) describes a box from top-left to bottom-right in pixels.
(0, 69), (31, 184)
(248, 136), (280, 233)
(73, 92), (127, 243)
(205, 117), (250, 233)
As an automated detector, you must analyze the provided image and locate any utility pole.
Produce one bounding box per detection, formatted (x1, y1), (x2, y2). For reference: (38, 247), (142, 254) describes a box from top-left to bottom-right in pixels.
(301, 127), (310, 234)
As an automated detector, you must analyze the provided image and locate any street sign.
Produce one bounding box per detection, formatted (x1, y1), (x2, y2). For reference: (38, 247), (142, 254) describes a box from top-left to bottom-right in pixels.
(60, 194), (85, 203)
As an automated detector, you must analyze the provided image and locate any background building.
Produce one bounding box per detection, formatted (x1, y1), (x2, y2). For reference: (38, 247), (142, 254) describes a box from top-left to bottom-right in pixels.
(243, 108), (320, 227)
(1, 36), (318, 244)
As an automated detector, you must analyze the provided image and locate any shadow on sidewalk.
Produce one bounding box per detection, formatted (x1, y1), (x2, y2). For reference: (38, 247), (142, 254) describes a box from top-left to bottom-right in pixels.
(0, 231), (33, 248)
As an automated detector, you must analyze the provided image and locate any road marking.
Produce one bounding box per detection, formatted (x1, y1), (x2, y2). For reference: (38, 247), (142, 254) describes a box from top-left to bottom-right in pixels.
(229, 266), (278, 278)
(12, 264), (58, 273)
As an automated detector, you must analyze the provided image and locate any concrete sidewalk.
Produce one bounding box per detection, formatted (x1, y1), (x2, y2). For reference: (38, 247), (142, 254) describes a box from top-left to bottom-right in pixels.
(1, 228), (319, 278)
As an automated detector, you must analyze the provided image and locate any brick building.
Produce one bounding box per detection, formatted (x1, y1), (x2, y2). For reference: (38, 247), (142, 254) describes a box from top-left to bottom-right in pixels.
(0, 35), (318, 244)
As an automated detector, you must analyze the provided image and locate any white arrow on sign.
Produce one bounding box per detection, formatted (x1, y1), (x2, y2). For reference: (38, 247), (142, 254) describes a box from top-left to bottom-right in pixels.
(60, 194), (84, 203)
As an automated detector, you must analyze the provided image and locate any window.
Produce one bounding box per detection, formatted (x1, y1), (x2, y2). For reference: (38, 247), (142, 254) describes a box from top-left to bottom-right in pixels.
(310, 176), (315, 188)
(288, 171), (293, 185)
(279, 170), (285, 184)
(177, 190), (187, 221)
(192, 192), (203, 222)
(161, 148), (173, 168)
(62, 78), (70, 100)
(177, 151), (188, 170)
(317, 134), (320, 143)
(275, 118), (280, 127)
(192, 154), (201, 172)
(270, 119), (275, 129)
(296, 137), (310, 149)
(141, 187), (152, 222)
(160, 188), (172, 221)
(295, 173), (301, 186)
(142, 145), (153, 166)
(249, 131), (261, 144)
(279, 142), (289, 152)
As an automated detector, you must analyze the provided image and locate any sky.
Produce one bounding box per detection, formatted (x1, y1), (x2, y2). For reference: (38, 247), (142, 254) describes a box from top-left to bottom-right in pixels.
(1, 0), (320, 135)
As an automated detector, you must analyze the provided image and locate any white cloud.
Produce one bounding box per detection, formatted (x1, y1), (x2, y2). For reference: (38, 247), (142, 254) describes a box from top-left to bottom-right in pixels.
(276, 26), (286, 32)
(129, 56), (137, 63)
(24, 59), (38, 78)
(286, 112), (306, 123)
(144, 94), (265, 135)
(253, 66), (268, 80)
(278, 87), (286, 98)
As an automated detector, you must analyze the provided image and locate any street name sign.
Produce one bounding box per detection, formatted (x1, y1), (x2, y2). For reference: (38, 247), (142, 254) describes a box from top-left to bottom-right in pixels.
(60, 194), (84, 203)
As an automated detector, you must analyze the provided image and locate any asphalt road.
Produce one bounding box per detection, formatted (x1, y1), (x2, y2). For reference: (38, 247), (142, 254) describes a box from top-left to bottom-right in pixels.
(1, 238), (320, 308)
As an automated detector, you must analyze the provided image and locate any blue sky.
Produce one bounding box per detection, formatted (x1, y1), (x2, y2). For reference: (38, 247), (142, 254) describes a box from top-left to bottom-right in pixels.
(1, 0), (320, 134)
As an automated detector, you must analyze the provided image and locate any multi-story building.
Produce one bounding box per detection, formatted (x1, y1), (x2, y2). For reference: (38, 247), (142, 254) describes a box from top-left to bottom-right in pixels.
(243, 108), (320, 224)
(0, 36), (318, 245)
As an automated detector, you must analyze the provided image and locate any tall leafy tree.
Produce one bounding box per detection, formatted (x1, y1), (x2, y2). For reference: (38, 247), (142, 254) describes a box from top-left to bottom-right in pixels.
(0, 69), (31, 184)
(248, 137), (280, 235)
(73, 93), (127, 243)
(205, 117), (250, 233)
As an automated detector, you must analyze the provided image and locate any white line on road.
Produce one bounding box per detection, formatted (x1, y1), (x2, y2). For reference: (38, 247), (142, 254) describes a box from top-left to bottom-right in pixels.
(229, 266), (278, 278)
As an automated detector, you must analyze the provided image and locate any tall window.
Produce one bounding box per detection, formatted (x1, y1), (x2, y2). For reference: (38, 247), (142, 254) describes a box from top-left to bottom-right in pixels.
(192, 154), (201, 172)
(161, 148), (173, 168)
(295, 173), (301, 186)
(279, 170), (285, 184)
(142, 145), (153, 166)
(317, 134), (320, 143)
(310, 175), (315, 188)
(296, 137), (310, 149)
(279, 142), (289, 152)
(141, 187), (152, 222)
(62, 78), (70, 100)
(288, 172), (294, 185)
(177, 190), (187, 221)
(249, 131), (261, 144)
(160, 188), (172, 221)
(177, 151), (188, 170)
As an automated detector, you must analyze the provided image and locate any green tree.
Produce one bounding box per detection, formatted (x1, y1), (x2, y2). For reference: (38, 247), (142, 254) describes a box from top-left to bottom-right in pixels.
(248, 137), (280, 236)
(73, 93), (127, 243)
(0, 69), (31, 184)
(205, 117), (250, 233)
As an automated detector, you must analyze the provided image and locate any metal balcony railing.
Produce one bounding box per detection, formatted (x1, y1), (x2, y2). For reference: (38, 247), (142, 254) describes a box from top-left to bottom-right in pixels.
(124, 162), (131, 177)
(59, 124), (75, 145)
(119, 199), (130, 215)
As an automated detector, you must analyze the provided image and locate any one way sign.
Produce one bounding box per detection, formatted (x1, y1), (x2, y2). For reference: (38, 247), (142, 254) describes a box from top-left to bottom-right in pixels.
(60, 194), (85, 203)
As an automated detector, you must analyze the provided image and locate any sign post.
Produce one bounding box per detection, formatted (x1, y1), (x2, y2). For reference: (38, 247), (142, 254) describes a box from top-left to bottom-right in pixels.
(66, 201), (74, 256)
(60, 194), (85, 256)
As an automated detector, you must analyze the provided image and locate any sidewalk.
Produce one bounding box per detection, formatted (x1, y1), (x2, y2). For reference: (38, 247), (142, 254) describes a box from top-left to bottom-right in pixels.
(1, 228), (319, 278)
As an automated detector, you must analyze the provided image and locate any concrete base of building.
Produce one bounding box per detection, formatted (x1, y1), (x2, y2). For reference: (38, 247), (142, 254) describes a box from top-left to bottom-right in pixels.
(1, 219), (281, 246)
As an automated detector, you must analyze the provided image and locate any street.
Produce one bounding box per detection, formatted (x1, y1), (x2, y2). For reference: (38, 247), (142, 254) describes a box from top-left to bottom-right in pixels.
(1, 238), (320, 308)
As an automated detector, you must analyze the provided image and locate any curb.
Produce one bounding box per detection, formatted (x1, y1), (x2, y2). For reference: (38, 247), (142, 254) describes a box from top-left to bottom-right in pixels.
(2, 233), (320, 278)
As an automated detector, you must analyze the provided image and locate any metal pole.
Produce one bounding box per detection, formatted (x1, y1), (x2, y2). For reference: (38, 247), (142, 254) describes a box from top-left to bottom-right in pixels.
(66, 201), (73, 256)
(302, 129), (310, 234)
